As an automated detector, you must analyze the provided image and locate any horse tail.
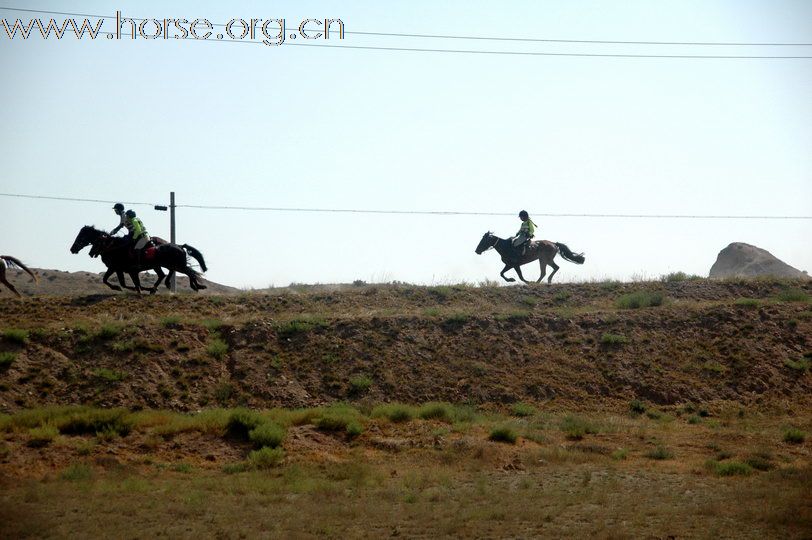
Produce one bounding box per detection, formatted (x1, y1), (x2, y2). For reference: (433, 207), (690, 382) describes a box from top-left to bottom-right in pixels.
(554, 243), (585, 265)
(181, 244), (207, 272)
(1, 256), (39, 283)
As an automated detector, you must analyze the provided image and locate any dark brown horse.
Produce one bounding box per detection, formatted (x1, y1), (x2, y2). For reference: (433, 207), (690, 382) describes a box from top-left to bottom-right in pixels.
(0, 255), (38, 297)
(475, 232), (585, 284)
(70, 226), (207, 293)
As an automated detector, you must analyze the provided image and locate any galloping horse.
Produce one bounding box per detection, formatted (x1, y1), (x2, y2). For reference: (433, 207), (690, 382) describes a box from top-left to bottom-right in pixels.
(70, 226), (207, 293)
(475, 233), (585, 284)
(0, 255), (38, 297)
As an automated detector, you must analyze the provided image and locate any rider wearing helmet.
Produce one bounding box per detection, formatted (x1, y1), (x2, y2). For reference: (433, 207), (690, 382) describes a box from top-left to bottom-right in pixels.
(110, 203), (127, 235)
(511, 210), (537, 257)
(124, 209), (151, 260)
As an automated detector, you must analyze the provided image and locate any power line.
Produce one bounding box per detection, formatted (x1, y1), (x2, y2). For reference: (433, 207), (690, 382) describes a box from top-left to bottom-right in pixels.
(2, 192), (810, 220)
(1, 5), (811, 50)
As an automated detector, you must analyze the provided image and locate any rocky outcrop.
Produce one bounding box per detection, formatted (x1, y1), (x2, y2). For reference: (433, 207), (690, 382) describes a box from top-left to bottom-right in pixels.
(709, 242), (808, 279)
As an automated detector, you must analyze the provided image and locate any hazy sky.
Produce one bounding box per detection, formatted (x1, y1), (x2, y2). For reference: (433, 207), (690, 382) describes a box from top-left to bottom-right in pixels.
(1, 0), (810, 288)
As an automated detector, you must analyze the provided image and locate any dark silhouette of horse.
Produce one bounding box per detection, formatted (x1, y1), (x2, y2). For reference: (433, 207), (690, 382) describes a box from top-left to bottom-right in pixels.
(70, 226), (207, 293)
(475, 232), (585, 284)
(0, 255), (38, 297)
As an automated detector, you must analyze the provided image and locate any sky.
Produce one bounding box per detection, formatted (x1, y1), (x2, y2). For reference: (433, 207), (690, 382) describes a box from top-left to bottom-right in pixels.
(1, 0), (810, 288)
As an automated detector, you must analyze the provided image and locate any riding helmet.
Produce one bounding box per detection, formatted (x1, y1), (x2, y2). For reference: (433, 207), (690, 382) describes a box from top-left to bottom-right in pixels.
(519, 210), (529, 219)
(113, 203), (124, 212)
(125, 209), (136, 218)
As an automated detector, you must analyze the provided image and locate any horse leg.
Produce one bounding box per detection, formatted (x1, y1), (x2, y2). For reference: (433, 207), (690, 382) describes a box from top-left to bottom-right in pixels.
(547, 260), (560, 284)
(150, 267), (165, 294)
(115, 270), (137, 291)
(514, 265), (531, 284)
(500, 264), (516, 283)
(130, 272), (143, 294)
(0, 265), (21, 298)
(536, 260), (547, 283)
(103, 269), (122, 291)
(164, 270), (175, 290)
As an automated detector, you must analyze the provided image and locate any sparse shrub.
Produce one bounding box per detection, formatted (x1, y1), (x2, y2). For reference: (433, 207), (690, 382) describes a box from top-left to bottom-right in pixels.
(511, 403), (537, 418)
(429, 286), (452, 301)
(775, 288), (810, 303)
(661, 272), (701, 283)
(214, 382), (235, 404)
(222, 462), (248, 474)
(519, 296), (538, 307)
(497, 310), (531, 321)
(616, 291), (664, 309)
(248, 446), (284, 469)
(372, 403), (415, 423)
(702, 361), (727, 375)
(27, 425), (59, 448)
(707, 460), (753, 476)
(553, 291), (571, 303)
(783, 428), (805, 444)
(611, 448), (628, 460)
(276, 317), (327, 338)
(560, 415), (599, 440)
(92, 368), (125, 383)
(444, 312), (470, 325)
(60, 463), (92, 481)
(687, 415), (702, 425)
(419, 402), (455, 422)
(601, 333), (628, 345)
(111, 340), (135, 353)
(160, 316), (182, 328)
(207, 338), (229, 360)
(734, 298), (760, 308)
(56, 408), (132, 437)
(202, 318), (223, 331)
(171, 462), (193, 473)
(248, 422), (286, 449)
(346, 421), (364, 438)
(645, 446), (673, 460)
(745, 453), (774, 471)
(783, 358), (810, 372)
(489, 425), (517, 444)
(629, 400), (646, 414)
(348, 375), (373, 396)
(226, 408), (265, 441)
(423, 307), (441, 317)
(0, 351), (16, 370)
(2, 328), (29, 344)
(97, 324), (122, 340)
(315, 404), (363, 432)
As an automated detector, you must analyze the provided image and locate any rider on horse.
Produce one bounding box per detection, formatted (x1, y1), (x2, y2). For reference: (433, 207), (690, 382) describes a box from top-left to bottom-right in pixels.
(511, 210), (537, 257)
(124, 209), (151, 263)
(110, 203), (128, 235)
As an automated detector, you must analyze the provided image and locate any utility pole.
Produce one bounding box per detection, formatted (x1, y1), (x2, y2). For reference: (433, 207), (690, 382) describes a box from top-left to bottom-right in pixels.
(170, 191), (176, 293)
(154, 191), (177, 293)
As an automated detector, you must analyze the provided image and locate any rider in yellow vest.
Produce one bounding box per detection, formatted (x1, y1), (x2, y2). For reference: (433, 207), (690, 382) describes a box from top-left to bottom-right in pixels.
(512, 210), (537, 256)
(124, 209), (151, 262)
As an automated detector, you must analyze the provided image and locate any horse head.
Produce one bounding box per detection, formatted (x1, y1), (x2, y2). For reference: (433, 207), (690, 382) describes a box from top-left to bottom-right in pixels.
(475, 232), (496, 255)
(70, 226), (105, 254)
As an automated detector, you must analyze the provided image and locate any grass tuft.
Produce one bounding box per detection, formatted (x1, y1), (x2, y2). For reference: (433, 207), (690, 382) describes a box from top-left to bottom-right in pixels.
(372, 403), (415, 423)
(27, 425), (59, 447)
(2, 328), (29, 344)
(248, 422), (286, 449)
(489, 425), (518, 444)
(645, 445), (673, 460)
(616, 291), (664, 309)
(60, 463), (93, 481)
(207, 338), (229, 360)
(560, 415), (599, 440)
(775, 288), (810, 303)
(348, 375), (373, 396)
(248, 446), (284, 469)
(0, 351), (16, 370)
(601, 333), (628, 345)
(783, 428), (805, 444)
(510, 402), (537, 418)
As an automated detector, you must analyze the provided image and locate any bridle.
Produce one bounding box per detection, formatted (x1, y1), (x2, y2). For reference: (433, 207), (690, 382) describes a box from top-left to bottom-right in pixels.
(479, 234), (499, 253)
